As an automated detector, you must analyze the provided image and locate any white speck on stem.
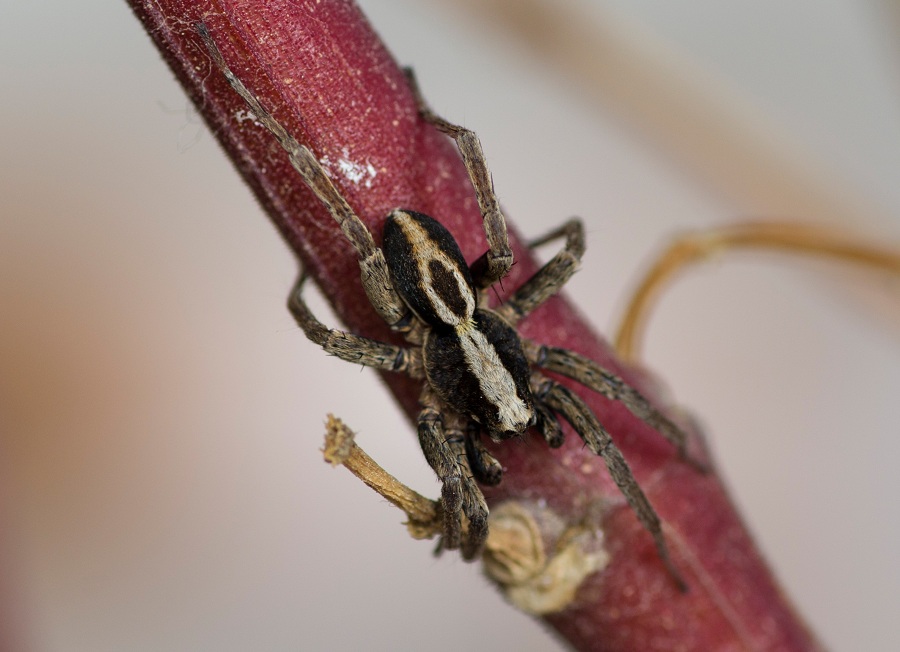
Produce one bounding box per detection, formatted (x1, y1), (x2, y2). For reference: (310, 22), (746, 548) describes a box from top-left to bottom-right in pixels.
(235, 108), (261, 125)
(320, 148), (378, 188)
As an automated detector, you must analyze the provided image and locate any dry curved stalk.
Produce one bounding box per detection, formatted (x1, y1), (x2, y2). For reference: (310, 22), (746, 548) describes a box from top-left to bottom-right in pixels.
(615, 221), (900, 362)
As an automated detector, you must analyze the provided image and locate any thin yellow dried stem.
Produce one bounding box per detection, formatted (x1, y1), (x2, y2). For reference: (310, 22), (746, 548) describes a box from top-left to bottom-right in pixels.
(615, 221), (900, 362)
(323, 415), (442, 539)
(322, 415), (608, 614)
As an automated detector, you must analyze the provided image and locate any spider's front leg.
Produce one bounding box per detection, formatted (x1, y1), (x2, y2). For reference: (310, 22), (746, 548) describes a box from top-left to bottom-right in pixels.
(405, 68), (512, 288)
(531, 371), (687, 590)
(417, 390), (489, 559)
(526, 340), (706, 471)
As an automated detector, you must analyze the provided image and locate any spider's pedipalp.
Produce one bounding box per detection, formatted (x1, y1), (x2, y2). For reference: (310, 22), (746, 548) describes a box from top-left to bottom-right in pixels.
(463, 426), (503, 486)
(534, 372), (687, 591)
(533, 401), (565, 448)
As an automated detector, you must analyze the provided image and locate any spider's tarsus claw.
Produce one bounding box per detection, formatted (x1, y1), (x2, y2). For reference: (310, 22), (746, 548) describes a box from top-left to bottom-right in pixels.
(460, 504), (489, 561)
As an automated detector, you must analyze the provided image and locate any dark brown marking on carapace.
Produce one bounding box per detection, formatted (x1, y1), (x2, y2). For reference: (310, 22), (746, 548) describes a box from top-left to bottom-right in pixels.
(427, 258), (470, 320)
(383, 209), (476, 329)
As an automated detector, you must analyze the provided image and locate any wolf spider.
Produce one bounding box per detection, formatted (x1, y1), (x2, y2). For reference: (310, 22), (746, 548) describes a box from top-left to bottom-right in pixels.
(199, 24), (697, 588)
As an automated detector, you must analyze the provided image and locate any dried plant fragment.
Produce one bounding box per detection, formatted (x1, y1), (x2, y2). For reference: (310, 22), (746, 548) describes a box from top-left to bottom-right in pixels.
(323, 415), (441, 540)
(484, 501), (609, 615)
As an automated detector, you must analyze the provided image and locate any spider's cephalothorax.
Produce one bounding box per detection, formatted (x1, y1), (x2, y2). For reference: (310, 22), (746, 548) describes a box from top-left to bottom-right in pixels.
(199, 24), (699, 589)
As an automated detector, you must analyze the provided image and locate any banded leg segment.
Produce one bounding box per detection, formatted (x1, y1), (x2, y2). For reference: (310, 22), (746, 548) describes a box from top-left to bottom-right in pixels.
(417, 405), (464, 552)
(404, 68), (512, 288)
(288, 274), (417, 374)
(418, 392), (489, 558)
(497, 219), (585, 325)
(526, 341), (705, 470)
(533, 373), (687, 590)
(198, 24), (410, 331)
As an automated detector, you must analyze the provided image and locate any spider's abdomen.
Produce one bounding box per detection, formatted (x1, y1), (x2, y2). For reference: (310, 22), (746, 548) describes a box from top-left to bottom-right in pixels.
(383, 209), (477, 329)
(424, 309), (535, 438)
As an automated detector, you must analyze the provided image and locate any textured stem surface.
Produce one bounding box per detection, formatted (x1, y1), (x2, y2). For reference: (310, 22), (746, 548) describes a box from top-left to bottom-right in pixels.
(126, 1), (821, 649)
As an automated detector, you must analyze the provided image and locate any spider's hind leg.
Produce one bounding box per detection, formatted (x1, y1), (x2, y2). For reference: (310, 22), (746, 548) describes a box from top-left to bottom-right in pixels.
(404, 68), (512, 289)
(200, 24), (411, 333)
(496, 218), (585, 326)
(287, 273), (419, 375)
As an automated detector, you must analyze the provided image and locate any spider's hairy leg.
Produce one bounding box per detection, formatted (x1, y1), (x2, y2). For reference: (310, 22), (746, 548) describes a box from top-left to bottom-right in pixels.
(419, 390), (489, 559)
(416, 400), (468, 552)
(533, 401), (565, 448)
(445, 429), (490, 559)
(197, 24), (371, 254)
(462, 424), (503, 486)
(496, 218), (585, 325)
(532, 372), (688, 591)
(288, 274), (420, 374)
(526, 341), (707, 472)
(403, 68), (512, 289)
(198, 24), (410, 331)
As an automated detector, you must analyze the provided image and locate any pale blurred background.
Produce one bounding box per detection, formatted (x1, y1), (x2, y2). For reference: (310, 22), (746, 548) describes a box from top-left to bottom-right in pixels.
(1, 1), (898, 650)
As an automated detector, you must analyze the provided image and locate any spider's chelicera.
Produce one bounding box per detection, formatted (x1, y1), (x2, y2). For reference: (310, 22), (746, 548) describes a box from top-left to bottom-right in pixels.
(200, 24), (698, 589)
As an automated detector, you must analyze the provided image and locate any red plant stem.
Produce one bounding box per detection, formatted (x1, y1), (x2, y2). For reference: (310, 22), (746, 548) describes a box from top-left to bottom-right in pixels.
(126, 1), (822, 650)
